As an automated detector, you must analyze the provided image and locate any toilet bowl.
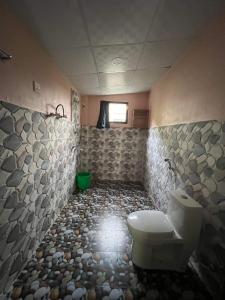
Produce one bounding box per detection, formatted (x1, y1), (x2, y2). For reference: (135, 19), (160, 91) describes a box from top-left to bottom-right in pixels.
(127, 189), (202, 271)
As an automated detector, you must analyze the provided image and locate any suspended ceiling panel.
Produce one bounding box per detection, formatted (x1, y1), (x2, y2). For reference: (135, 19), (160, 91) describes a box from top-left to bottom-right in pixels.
(138, 39), (194, 70)
(131, 68), (166, 87)
(8, 0), (89, 49)
(148, 0), (225, 41)
(82, 0), (158, 45)
(81, 85), (147, 96)
(49, 47), (97, 75)
(99, 72), (133, 88)
(7, 0), (225, 95)
(94, 44), (143, 73)
(70, 74), (99, 90)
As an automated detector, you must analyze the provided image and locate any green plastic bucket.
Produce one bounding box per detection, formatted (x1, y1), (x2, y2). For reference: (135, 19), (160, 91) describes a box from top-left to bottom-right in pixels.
(76, 172), (91, 190)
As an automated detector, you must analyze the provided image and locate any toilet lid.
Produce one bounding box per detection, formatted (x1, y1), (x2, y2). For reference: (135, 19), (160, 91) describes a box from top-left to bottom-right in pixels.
(127, 210), (174, 239)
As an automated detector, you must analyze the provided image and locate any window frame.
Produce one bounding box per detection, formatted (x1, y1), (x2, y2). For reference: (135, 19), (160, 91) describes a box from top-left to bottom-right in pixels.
(108, 101), (128, 124)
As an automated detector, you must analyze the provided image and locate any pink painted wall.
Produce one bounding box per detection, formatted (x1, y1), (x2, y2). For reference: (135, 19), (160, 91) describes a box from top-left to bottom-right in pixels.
(0, 2), (76, 119)
(150, 16), (225, 127)
(81, 92), (149, 128)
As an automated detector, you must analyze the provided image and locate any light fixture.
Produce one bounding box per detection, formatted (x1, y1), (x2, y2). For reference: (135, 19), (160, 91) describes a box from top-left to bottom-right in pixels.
(112, 57), (124, 65)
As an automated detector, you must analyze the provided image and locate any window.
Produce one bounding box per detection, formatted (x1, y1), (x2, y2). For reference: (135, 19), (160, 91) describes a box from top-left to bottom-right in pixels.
(109, 102), (128, 123)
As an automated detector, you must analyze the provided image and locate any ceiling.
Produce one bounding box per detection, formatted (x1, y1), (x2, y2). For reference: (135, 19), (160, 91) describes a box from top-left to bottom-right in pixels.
(8, 0), (225, 95)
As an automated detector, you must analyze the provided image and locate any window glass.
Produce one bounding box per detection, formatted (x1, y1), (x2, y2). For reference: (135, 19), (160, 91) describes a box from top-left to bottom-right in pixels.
(109, 102), (128, 123)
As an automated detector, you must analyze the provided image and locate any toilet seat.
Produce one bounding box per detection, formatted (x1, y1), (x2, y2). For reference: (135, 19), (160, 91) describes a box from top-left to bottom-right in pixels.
(127, 191), (202, 271)
(127, 210), (175, 239)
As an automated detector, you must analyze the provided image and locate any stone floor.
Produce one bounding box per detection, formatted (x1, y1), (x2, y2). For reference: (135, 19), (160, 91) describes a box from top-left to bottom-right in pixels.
(9, 182), (212, 300)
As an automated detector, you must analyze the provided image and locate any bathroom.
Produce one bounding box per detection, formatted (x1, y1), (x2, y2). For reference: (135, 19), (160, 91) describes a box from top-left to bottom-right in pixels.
(0, 0), (225, 299)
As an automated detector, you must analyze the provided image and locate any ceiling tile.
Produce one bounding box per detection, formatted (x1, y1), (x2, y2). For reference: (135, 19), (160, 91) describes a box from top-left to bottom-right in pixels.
(94, 44), (142, 73)
(138, 39), (193, 70)
(49, 47), (97, 75)
(80, 69), (162, 94)
(148, 0), (225, 41)
(81, 0), (159, 45)
(70, 74), (99, 89)
(75, 86), (100, 95)
(100, 85), (149, 94)
(130, 68), (166, 88)
(8, 0), (225, 96)
(80, 85), (149, 96)
(8, 0), (89, 48)
(99, 72), (133, 87)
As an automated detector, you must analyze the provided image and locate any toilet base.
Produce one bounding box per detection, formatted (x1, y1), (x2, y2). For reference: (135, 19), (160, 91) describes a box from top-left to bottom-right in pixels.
(131, 241), (187, 272)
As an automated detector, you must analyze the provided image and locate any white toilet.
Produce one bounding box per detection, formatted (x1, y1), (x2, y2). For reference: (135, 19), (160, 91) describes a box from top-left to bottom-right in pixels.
(127, 189), (203, 271)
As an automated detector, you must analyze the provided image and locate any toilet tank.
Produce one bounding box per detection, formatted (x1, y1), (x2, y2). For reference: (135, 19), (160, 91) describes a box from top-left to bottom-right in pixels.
(167, 189), (203, 243)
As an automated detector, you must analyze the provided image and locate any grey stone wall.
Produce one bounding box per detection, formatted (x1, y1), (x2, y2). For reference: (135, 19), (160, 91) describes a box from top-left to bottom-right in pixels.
(145, 120), (225, 299)
(0, 97), (80, 294)
(79, 126), (147, 182)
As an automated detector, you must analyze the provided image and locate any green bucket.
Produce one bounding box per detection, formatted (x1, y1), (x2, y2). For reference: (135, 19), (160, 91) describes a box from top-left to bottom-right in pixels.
(76, 172), (91, 190)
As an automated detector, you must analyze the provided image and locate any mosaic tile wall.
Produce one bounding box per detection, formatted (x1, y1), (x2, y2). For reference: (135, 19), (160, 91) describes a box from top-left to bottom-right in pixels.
(0, 95), (80, 295)
(145, 120), (225, 299)
(79, 126), (147, 182)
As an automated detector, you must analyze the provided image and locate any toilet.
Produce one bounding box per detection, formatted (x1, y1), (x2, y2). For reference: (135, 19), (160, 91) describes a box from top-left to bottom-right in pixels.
(127, 189), (203, 271)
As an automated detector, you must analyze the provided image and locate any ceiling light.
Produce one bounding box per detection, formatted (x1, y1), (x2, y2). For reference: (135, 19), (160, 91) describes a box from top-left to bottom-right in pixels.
(112, 57), (124, 65)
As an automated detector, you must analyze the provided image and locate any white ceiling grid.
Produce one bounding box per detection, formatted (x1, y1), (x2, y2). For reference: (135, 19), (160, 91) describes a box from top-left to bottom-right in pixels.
(8, 0), (225, 95)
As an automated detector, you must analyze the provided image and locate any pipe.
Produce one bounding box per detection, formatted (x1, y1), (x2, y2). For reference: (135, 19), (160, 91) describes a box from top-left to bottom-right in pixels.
(55, 104), (65, 117)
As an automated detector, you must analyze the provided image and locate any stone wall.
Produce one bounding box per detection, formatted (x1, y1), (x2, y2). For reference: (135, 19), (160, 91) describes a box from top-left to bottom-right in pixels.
(145, 120), (225, 299)
(79, 126), (147, 183)
(0, 95), (80, 294)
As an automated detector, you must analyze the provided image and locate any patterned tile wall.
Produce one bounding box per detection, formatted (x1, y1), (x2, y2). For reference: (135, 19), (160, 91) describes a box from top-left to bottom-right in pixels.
(79, 126), (147, 182)
(145, 120), (225, 298)
(0, 95), (80, 295)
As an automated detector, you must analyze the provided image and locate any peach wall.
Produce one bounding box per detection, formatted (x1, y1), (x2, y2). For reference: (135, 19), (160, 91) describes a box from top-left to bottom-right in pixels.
(150, 15), (225, 127)
(0, 2), (76, 119)
(81, 92), (149, 128)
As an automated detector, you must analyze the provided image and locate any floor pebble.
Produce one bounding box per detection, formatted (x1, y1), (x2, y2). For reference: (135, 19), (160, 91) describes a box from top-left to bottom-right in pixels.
(8, 181), (211, 299)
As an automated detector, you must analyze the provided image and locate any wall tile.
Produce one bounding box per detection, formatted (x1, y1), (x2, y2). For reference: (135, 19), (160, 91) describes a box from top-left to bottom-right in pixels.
(79, 126), (147, 182)
(0, 96), (80, 295)
(145, 120), (225, 298)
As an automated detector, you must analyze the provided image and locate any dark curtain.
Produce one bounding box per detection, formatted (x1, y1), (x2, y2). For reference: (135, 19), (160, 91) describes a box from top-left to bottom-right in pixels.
(96, 101), (110, 129)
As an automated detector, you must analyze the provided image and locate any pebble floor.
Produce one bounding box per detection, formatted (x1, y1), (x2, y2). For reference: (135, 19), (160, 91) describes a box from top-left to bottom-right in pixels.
(9, 181), (212, 300)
